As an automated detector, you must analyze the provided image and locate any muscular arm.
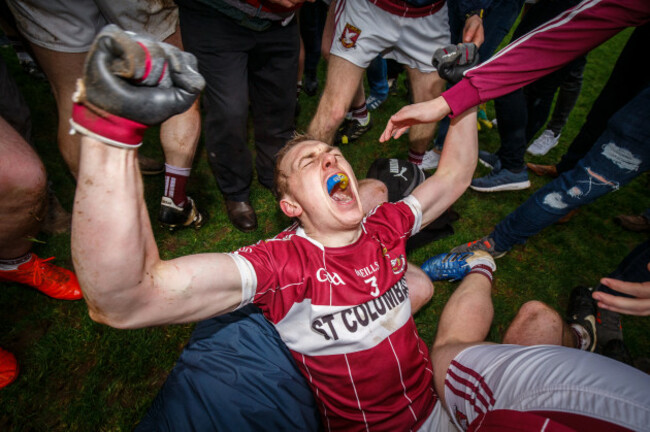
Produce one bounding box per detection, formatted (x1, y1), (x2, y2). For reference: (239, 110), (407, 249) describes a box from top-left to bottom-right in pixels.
(72, 137), (243, 328)
(411, 107), (477, 227)
(443, 0), (650, 116)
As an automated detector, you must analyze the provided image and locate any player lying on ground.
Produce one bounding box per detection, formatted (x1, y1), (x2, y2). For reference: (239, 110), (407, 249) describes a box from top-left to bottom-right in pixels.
(70, 26), (650, 430)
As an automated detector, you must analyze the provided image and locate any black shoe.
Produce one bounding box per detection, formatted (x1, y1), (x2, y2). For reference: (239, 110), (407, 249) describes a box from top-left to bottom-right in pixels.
(303, 73), (318, 96)
(567, 286), (597, 352)
(158, 196), (206, 231)
(226, 200), (257, 233)
(335, 116), (372, 145)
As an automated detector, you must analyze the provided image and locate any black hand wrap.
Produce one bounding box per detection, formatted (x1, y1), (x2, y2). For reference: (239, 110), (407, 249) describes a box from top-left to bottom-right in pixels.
(432, 43), (479, 85)
(70, 25), (205, 148)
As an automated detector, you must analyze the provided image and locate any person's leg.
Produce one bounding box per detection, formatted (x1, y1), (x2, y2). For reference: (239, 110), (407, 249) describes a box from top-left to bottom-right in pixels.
(430, 273), (493, 405)
(491, 84), (650, 253)
(136, 305), (321, 431)
(248, 19), (300, 191)
(493, 89), (528, 171)
(300, 0), (327, 95)
(366, 55), (388, 107)
(27, 45), (86, 177)
(502, 300), (574, 346)
(0, 115), (81, 300)
(179, 7), (255, 231)
(155, 26), (204, 229)
(308, 55), (365, 144)
(557, 23), (650, 174)
(405, 67), (445, 162)
(546, 59), (586, 136)
(0, 116), (46, 259)
(524, 57), (586, 143)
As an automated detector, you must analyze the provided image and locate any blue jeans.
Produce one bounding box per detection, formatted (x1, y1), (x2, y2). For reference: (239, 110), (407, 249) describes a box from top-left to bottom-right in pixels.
(435, 0), (525, 147)
(367, 55), (388, 100)
(492, 83), (650, 252)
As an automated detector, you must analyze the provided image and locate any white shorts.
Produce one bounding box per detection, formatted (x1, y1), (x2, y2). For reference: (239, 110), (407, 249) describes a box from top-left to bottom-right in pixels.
(443, 344), (650, 431)
(329, 0), (450, 72)
(6, 0), (178, 53)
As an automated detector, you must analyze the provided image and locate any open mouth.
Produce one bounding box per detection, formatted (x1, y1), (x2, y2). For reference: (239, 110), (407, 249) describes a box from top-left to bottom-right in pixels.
(327, 172), (353, 203)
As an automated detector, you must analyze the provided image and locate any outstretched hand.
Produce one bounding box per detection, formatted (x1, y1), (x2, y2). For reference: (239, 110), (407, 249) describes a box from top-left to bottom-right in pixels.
(380, 97), (452, 142)
(593, 264), (650, 316)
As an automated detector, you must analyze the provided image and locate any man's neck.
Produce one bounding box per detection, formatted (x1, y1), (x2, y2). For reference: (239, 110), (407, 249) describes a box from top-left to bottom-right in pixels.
(301, 225), (363, 248)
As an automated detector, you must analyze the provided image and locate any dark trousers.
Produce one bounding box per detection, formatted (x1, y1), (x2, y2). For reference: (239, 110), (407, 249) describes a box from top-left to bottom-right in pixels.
(299, 0), (328, 77)
(137, 305), (321, 431)
(493, 0), (585, 171)
(557, 23), (650, 174)
(179, 5), (299, 201)
(596, 241), (650, 298)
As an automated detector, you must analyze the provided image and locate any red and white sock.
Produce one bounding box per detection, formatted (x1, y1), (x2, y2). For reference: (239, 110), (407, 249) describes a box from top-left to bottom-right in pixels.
(164, 164), (191, 207)
(408, 149), (425, 165)
(469, 264), (494, 284)
(349, 103), (370, 125)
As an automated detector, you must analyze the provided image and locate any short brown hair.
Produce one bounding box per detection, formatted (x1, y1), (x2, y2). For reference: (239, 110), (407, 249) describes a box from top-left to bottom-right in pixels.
(273, 132), (318, 200)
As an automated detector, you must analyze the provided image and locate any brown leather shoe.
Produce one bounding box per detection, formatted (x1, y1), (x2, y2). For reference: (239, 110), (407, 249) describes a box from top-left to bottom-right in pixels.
(226, 200), (257, 232)
(526, 163), (558, 178)
(615, 214), (650, 232)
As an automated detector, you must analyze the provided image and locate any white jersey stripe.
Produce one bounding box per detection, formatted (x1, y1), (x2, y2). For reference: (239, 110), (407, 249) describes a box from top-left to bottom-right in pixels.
(344, 353), (370, 431)
(388, 336), (418, 422)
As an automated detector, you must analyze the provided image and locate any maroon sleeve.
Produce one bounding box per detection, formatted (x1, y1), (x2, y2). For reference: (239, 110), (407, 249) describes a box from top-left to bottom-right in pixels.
(443, 0), (650, 116)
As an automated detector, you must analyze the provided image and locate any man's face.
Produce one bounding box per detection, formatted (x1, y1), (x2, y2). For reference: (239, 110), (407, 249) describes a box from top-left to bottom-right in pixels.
(279, 140), (364, 233)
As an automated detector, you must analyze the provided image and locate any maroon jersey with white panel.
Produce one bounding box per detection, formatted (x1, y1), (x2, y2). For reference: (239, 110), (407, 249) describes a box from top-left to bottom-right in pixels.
(230, 196), (436, 431)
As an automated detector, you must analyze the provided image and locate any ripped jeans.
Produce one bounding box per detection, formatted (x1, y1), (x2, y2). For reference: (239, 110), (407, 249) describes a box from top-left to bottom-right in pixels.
(492, 84), (650, 252)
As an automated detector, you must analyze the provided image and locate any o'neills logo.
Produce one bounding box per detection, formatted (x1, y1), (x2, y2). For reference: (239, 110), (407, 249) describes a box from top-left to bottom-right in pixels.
(317, 268), (346, 286)
(354, 261), (379, 278)
(311, 278), (409, 341)
(340, 23), (361, 48)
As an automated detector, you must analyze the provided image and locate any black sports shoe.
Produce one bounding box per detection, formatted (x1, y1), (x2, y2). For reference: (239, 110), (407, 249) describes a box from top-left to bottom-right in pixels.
(566, 286), (597, 352)
(158, 196), (206, 231)
(335, 116), (372, 145)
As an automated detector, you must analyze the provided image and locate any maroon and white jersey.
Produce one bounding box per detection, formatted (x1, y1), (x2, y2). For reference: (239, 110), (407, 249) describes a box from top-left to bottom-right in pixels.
(443, 0), (650, 116)
(230, 196), (437, 431)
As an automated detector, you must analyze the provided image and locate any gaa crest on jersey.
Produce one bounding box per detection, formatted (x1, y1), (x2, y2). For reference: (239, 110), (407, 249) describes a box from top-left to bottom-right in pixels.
(340, 23), (361, 48)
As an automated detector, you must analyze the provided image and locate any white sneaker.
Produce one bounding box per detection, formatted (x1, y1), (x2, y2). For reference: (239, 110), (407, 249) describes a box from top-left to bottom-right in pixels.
(527, 129), (561, 156)
(420, 150), (440, 170)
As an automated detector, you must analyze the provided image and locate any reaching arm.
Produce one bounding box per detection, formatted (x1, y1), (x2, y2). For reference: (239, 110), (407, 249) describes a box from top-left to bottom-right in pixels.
(592, 264), (650, 316)
(443, 0), (650, 116)
(411, 106), (477, 227)
(71, 26), (243, 328)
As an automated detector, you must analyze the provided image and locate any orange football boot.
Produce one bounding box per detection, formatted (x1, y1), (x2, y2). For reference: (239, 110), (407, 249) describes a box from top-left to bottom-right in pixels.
(0, 347), (18, 389)
(0, 254), (82, 300)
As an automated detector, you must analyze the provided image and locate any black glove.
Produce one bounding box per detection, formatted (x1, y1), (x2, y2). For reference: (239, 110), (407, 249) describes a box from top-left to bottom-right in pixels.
(432, 43), (479, 85)
(70, 24), (205, 148)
